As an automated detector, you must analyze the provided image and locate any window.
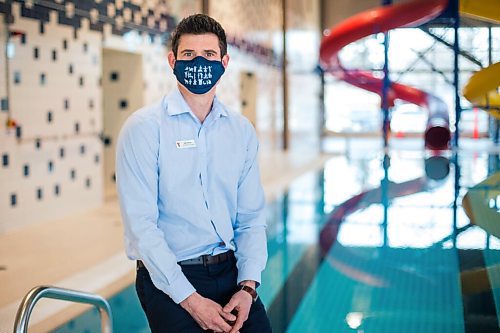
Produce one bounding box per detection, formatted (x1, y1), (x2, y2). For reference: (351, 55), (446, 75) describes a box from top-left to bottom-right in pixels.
(36, 188), (43, 200)
(11, 193), (17, 207)
(23, 164), (29, 177)
(33, 47), (39, 59)
(2, 154), (8, 167)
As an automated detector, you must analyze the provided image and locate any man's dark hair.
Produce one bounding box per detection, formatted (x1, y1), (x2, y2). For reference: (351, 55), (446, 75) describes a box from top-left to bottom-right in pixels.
(171, 14), (227, 58)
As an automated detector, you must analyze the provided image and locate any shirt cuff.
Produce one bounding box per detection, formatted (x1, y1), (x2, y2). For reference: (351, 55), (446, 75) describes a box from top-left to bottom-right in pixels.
(162, 272), (196, 304)
(237, 262), (262, 288)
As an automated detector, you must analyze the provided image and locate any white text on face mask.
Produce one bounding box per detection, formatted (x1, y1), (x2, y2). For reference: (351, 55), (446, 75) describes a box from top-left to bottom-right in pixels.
(183, 65), (213, 86)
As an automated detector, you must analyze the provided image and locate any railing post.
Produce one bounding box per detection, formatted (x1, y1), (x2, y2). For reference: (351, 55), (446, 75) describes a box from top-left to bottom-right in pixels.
(13, 285), (113, 333)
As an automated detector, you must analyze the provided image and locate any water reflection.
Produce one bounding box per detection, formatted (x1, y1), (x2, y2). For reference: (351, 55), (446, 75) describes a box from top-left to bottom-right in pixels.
(425, 155), (451, 181)
(265, 149), (499, 333)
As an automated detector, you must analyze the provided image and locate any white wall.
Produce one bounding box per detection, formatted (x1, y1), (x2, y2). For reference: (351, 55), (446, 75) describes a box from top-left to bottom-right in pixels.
(102, 48), (144, 195)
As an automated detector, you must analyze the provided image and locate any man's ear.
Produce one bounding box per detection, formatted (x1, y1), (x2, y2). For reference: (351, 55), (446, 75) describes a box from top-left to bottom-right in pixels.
(222, 54), (230, 69)
(168, 51), (176, 70)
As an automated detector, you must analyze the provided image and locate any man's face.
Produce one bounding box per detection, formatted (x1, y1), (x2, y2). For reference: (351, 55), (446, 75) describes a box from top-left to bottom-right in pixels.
(168, 33), (229, 69)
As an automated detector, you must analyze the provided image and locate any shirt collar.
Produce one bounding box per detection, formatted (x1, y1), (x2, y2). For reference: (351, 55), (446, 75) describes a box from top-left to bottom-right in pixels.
(165, 86), (228, 118)
(212, 95), (229, 118)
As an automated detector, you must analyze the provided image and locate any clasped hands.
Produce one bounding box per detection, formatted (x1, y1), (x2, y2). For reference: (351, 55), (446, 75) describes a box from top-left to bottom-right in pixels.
(180, 286), (254, 333)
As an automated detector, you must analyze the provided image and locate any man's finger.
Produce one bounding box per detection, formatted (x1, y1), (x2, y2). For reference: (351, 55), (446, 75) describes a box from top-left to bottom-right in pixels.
(229, 314), (245, 333)
(213, 315), (233, 333)
(223, 298), (237, 313)
(220, 309), (237, 323)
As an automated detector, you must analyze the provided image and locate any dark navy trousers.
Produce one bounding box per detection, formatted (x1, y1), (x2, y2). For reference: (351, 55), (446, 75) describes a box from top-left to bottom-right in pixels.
(135, 255), (272, 332)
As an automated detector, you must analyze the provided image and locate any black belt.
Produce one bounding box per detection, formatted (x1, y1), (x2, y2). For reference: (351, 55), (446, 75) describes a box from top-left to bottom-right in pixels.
(137, 251), (234, 269)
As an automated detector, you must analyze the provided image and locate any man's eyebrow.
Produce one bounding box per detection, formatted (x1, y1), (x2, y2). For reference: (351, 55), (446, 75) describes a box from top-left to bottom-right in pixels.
(180, 49), (195, 53)
(204, 49), (218, 53)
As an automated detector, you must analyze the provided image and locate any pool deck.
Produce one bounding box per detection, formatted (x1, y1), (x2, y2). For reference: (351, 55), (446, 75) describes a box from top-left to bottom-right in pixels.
(0, 150), (332, 333)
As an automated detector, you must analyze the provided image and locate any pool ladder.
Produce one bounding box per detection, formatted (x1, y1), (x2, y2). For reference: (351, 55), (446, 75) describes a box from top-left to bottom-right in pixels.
(13, 285), (113, 333)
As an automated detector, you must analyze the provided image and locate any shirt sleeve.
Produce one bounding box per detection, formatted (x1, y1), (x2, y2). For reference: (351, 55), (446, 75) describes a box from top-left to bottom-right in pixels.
(233, 123), (268, 287)
(115, 114), (195, 304)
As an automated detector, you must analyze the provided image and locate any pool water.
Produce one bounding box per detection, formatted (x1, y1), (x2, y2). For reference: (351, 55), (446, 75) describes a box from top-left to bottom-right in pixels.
(54, 149), (500, 333)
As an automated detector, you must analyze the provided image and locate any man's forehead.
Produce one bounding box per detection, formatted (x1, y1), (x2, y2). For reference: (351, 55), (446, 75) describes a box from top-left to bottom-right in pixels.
(178, 33), (219, 50)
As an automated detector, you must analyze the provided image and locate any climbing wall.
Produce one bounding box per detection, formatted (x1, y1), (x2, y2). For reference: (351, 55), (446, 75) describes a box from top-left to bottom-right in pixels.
(0, 5), (103, 232)
(0, 0), (176, 232)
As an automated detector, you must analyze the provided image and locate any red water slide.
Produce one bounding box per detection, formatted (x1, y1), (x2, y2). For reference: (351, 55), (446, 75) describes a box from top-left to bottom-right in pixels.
(320, 0), (451, 150)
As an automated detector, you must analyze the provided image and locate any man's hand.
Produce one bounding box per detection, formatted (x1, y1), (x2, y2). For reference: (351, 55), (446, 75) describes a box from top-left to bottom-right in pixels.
(223, 282), (255, 333)
(180, 292), (236, 332)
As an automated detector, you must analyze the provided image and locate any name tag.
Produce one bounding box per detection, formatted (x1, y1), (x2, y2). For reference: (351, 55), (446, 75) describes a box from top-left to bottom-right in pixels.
(175, 139), (196, 149)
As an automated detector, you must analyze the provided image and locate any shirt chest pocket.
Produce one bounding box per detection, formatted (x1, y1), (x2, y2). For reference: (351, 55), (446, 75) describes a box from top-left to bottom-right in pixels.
(159, 143), (199, 194)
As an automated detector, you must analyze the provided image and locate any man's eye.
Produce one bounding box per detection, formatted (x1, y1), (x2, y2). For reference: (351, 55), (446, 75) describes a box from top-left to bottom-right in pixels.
(184, 52), (192, 57)
(206, 52), (215, 57)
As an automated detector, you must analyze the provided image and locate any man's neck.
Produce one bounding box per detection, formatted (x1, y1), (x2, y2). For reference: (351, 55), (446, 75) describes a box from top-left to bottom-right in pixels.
(178, 84), (215, 123)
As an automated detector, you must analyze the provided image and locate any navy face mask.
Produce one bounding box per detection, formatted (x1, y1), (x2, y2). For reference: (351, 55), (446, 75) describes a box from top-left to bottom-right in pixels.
(173, 56), (225, 95)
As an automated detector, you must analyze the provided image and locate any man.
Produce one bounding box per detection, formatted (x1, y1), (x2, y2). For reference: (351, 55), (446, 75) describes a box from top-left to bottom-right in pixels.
(116, 14), (272, 333)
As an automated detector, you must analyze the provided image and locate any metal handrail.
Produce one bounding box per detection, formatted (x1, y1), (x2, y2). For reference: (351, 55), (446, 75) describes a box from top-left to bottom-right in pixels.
(13, 285), (113, 333)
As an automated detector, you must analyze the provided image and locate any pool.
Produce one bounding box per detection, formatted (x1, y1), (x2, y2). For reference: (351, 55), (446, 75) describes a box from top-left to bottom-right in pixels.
(54, 148), (500, 332)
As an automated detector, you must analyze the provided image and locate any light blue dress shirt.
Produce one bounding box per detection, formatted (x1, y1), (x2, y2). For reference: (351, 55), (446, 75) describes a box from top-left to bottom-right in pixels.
(116, 86), (267, 304)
